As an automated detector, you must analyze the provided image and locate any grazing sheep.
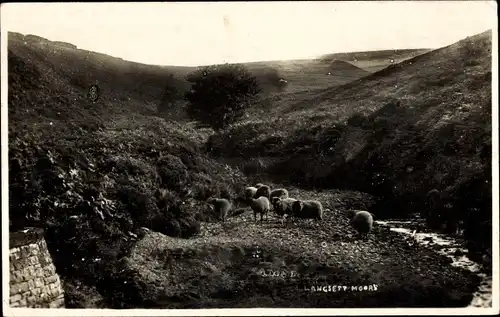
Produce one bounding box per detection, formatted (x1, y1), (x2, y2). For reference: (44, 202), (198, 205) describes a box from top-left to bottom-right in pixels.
(271, 195), (293, 211)
(347, 210), (374, 238)
(273, 197), (298, 224)
(244, 186), (258, 201)
(255, 183), (265, 188)
(255, 184), (271, 200)
(291, 200), (323, 221)
(269, 188), (289, 206)
(249, 196), (270, 222)
(271, 196), (288, 210)
(207, 198), (232, 222)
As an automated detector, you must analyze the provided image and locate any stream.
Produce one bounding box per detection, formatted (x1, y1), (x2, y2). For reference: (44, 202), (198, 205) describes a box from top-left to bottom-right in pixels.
(376, 219), (493, 308)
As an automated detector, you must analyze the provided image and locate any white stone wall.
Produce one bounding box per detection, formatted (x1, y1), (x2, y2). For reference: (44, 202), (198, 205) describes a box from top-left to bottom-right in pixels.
(10, 238), (65, 308)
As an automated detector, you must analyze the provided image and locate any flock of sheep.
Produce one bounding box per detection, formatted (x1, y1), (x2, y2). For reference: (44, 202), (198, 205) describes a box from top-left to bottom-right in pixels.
(207, 183), (375, 237)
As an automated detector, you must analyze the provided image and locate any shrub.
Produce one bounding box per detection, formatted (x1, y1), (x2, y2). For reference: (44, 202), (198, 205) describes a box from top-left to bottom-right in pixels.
(155, 188), (182, 212)
(164, 219), (182, 237)
(178, 217), (201, 238)
(44, 213), (134, 289)
(453, 146), (492, 261)
(105, 155), (155, 177)
(185, 63), (261, 131)
(114, 185), (161, 229)
(347, 113), (369, 127)
(241, 157), (269, 175)
(63, 279), (105, 308)
(190, 173), (216, 200)
(156, 154), (189, 191)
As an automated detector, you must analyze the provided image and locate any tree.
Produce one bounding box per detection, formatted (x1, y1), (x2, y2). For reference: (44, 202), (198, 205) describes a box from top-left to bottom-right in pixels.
(185, 63), (261, 131)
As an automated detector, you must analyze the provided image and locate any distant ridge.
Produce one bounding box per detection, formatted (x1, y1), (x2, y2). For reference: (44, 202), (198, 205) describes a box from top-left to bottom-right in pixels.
(318, 48), (432, 63)
(7, 30), (428, 100)
(328, 60), (371, 76)
(334, 29), (493, 91)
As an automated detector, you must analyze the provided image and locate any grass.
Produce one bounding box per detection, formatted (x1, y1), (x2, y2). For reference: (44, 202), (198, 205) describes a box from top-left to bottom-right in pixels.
(7, 29), (491, 308)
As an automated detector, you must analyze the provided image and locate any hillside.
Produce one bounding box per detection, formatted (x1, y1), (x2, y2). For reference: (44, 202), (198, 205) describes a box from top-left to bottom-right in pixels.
(318, 48), (432, 72)
(243, 48), (429, 92)
(7, 29), (489, 309)
(8, 31), (378, 117)
(215, 30), (492, 155)
(328, 60), (370, 75)
(211, 30), (493, 260)
(241, 59), (371, 94)
(8, 31), (191, 123)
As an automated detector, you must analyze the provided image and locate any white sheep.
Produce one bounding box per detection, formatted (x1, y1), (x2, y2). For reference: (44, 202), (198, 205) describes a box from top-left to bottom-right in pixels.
(270, 196), (281, 210)
(249, 196), (270, 222)
(269, 188), (289, 207)
(255, 184), (271, 200)
(273, 197), (298, 224)
(244, 186), (258, 201)
(208, 198), (232, 222)
(347, 210), (374, 238)
(291, 200), (323, 221)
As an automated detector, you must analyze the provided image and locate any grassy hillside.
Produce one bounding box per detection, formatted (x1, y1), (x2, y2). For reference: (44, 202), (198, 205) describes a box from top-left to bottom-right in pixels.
(240, 59), (371, 94)
(318, 48), (432, 72)
(9, 32), (427, 117)
(8, 31), (251, 306)
(211, 30), (493, 259)
(242, 49), (430, 94)
(7, 30), (487, 308)
(8, 32), (191, 121)
(11, 32), (406, 102)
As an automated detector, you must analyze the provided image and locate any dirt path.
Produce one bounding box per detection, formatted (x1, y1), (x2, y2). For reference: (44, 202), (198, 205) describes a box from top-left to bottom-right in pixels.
(123, 188), (480, 308)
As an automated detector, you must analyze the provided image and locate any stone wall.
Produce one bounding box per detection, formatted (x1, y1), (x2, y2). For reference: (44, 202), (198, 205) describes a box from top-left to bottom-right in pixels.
(9, 227), (65, 308)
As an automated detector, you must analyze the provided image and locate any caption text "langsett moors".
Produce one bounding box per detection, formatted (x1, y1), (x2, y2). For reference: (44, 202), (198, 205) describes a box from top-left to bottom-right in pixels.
(256, 269), (379, 293)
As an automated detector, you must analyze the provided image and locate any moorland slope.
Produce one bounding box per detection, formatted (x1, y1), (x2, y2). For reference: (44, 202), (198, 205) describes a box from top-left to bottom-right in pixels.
(318, 48), (432, 72)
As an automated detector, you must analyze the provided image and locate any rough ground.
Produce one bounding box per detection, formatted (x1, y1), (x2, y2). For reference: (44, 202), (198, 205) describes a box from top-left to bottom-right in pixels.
(122, 188), (479, 308)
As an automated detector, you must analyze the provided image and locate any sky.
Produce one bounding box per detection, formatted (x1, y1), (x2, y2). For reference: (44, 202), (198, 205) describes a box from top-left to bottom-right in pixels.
(1, 1), (497, 66)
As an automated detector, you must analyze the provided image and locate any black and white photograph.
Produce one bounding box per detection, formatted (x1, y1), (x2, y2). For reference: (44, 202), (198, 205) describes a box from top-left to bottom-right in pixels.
(1, 1), (498, 315)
